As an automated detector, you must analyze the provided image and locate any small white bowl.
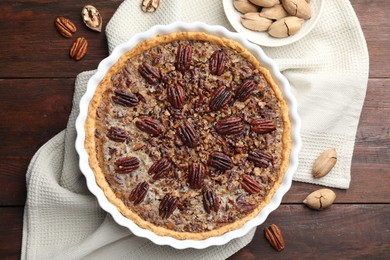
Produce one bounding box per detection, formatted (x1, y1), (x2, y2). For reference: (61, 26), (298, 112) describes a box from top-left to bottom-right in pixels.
(75, 22), (301, 249)
(223, 0), (324, 47)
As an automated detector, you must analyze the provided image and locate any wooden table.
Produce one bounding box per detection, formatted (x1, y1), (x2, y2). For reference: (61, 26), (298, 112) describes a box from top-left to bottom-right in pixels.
(0, 1), (389, 258)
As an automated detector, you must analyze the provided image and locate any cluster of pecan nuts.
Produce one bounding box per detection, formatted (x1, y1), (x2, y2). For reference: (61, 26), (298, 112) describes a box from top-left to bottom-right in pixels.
(106, 43), (278, 219)
(54, 5), (102, 61)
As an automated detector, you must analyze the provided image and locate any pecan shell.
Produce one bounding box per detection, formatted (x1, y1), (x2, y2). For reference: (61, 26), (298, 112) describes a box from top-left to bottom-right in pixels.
(142, 0), (160, 13)
(148, 158), (172, 180)
(115, 156), (140, 174)
(159, 193), (179, 219)
(70, 37), (88, 61)
(106, 127), (127, 142)
(176, 44), (192, 72)
(202, 187), (219, 214)
(188, 163), (206, 189)
(209, 50), (227, 76)
(112, 90), (139, 107)
(55, 17), (77, 38)
(264, 224), (285, 252)
(138, 63), (161, 84)
(215, 116), (245, 135)
(248, 149), (273, 168)
(178, 121), (199, 148)
(235, 79), (256, 102)
(251, 118), (276, 134)
(135, 116), (162, 137)
(207, 152), (233, 171)
(129, 181), (149, 205)
(239, 174), (262, 194)
(167, 84), (185, 109)
(209, 86), (233, 111)
(81, 5), (102, 32)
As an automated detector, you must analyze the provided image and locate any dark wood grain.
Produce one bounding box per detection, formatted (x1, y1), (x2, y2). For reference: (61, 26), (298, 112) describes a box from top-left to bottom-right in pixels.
(1, 206), (389, 259)
(0, 78), (74, 156)
(0, 0), (389, 258)
(0, 0), (389, 78)
(0, 207), (23, 259)
(1, 79), (389, 205)
(0, 1), (122, 78)
(230, 205), (390, 259)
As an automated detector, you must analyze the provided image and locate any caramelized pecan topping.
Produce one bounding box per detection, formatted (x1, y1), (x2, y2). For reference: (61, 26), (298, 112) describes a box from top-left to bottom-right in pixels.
(129, 181), (149, 205)
(207, 152), (233, 171)
(135, 116), (162, 137)
(159, 193), (179, 219)
(178, 121), (199, 147)
(203, 187), (219, 213)
(188, 163), (206, 189)
(176, 44), (192, 72)
(107, 127), (127, 142)
(209, 86), (233, 111)
(251, 118), (276, 134)
(148, 158), (172, 180)
(239, 174), (262, 194)
(115, 156), (140, 174)
(248, 149), (273, 168)
(215, 116), (245, 135)
(235, 194), (256, 213)
(138, 63), (161, 84)
(209, 50), (227, 76)
(235, 79), (256, 102)
(112, 90), (139, 107)
(167, 84), (185, 109)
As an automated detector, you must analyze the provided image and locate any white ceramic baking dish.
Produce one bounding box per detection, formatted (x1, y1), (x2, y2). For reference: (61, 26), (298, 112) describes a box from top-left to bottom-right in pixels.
(75, 21), (301, 249)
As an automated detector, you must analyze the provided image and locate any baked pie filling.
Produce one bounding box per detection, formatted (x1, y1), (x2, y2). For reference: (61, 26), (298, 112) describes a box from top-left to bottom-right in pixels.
(85, 32), (291, 240)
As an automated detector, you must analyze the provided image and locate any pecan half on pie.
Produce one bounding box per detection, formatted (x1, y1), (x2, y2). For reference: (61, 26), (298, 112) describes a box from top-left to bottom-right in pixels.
(85, 32), (291, 240)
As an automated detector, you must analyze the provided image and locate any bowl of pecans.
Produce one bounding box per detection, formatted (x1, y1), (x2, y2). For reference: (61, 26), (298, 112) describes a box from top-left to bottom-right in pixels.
(223, 0), (325, 47)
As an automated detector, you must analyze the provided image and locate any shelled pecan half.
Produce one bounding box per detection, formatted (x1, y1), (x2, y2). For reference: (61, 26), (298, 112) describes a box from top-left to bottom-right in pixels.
(129, 181), (149, 205)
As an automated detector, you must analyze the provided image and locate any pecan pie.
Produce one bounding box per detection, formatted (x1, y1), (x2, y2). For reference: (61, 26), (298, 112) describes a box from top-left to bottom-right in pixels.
(85, 32), (291, 240)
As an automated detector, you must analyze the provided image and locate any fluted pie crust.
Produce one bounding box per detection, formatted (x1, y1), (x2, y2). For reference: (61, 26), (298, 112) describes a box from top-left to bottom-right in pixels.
(84, 32), (291, 240)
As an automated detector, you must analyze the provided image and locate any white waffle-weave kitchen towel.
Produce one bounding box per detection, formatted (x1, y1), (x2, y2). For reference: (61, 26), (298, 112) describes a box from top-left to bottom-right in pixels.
(22, 0), (369, 259)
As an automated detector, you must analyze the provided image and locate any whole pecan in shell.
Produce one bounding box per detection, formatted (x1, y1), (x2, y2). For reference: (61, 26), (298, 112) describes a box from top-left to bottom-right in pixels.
(209, 50), (227, 76)
(188, 163), (206, 189)
(264, 224), (285, 252)
(176, 44), (192, 72)
(112, 90), (139, 107)
(235, 79), (256, 102)
(178, 121), (199, 148)
(239, 174), (262, 194)
(70, 37), (88, 61)
(138, 63), (161, 84)
(207, 152), (233, 171)
(115, 156), (140, 174)
(106, 127), (127, 142)
(148, 158), (172, 180)
(209, 86), (233, 111)
(215, 116), (245, 135)
(202, 187), (219, 213)
(129, 181), (149, 205)
(167, 84), (185, 109)
(135, 116), (162, 137)
(159, 193), (179, 219)
(251, 118), (276, 134)
(55, 17), (77, 38)
(248, 149), (273, 168)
